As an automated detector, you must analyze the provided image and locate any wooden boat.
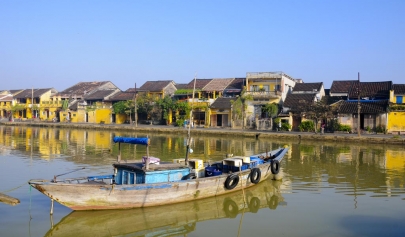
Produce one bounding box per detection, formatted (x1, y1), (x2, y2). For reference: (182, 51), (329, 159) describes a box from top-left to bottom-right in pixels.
(44, 178), (285, 237)
(29, 136), (288, 211)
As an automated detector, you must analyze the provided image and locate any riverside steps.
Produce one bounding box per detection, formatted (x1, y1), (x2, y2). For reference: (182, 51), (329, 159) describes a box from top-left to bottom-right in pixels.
(1, 120), (405, 146)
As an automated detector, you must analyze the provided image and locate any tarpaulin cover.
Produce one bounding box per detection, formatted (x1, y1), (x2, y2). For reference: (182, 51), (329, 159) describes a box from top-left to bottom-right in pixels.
(113, 137), (149, 145)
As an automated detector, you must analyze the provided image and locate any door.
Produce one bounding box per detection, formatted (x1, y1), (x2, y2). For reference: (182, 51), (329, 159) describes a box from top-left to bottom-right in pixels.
(217, 114), (222, 126)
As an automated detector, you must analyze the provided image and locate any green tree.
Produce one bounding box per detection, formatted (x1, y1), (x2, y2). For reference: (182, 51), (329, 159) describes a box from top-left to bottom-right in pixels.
(113, 100), (134, 122)
(301, 99), (330, 133)
(11, 104), (25, 118)
(156, 96), (176, 124)
(136, 94), (156, 122)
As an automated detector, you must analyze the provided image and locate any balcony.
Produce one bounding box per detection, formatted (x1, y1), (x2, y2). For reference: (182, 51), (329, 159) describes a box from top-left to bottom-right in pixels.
(187, 98), (215, 107)
(0, 104), (11, 109)
(245, 91), (281, 100)
(41, 101), (63, 108)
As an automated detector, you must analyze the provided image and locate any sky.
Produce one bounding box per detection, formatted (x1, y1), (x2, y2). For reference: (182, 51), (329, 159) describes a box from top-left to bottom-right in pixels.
(1, 0), (404, 91)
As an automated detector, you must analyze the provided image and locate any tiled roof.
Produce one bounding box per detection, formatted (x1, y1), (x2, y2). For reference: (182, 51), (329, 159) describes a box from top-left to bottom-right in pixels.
(139, 80), (174, 91)
(348, 81), (392, 99)
(108, 91), (135, 101)
(69, 100), (79, 110)
(224, 78), (245, 92)
(330, 80), (356, 93)
(175, 83), (189, 90)
(293, 82), (323, 92)
(203, 78), (234, 92)
(84, 89), (118, 100)
(56, 81), (110, 97)
(283, 93), (316, 111)
(186, 79), (212, 90)
(336, 100), (388, 114)
(210, 97), (236, 109)
(9, 90), (23, 95)
(324, 95), (345, 105)
(0, 94), (13, 102)
(393, 84), (405, 94)
(14, 88), (55, 99)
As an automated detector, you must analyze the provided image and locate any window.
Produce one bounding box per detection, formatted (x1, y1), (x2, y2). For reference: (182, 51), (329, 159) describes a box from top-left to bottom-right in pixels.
(250, 85), (259, 91)
(396, 96), (403, 104)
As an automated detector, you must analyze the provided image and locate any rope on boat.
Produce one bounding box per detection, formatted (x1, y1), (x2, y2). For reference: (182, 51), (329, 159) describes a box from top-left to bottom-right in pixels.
(53, 167), (86, 182)
(0, 182), (27, 193)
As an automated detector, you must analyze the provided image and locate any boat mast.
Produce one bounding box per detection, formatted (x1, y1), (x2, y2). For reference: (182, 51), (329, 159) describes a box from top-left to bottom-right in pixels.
(185, 74), (197, 165)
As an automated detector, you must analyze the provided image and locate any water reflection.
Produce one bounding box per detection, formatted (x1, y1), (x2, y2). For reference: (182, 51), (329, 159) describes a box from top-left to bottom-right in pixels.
(0, 126), (288, 162)
(44, 178), (285, 237)
(1, 125), (405, 236)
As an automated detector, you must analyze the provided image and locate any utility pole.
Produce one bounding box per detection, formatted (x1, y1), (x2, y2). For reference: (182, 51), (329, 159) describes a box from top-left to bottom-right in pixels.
(32, 87), (34, 119)
(134, 83), (137, 127)
(357, 72), (361, 137)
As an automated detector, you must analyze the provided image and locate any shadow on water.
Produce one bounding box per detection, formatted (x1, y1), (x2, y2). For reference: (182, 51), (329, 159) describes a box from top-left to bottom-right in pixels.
(44, 178), (285, 237)
(340, 215), (405, 236)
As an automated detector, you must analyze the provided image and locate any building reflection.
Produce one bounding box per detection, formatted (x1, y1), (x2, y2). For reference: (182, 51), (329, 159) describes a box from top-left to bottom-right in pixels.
(0, 125), (404, 202)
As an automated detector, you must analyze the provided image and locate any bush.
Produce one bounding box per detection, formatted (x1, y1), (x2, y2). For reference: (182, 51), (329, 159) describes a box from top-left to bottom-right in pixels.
(175, 119), (185, 127)
(338, 124), (351, 132)
(281, 123), (291, 131)
(299, 121), (314, 132)
(375, 125), (387, 134)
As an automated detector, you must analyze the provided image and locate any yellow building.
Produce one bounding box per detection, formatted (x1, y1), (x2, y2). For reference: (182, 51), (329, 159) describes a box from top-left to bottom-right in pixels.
(0, 93), (14, 118)
(48, 81), (121, 123)
(388, 85), (405, 134)
(12, 88), (58, 120)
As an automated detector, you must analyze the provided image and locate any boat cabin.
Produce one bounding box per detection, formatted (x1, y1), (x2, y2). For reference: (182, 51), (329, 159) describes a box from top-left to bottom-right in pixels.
(113, 162), (191, 185)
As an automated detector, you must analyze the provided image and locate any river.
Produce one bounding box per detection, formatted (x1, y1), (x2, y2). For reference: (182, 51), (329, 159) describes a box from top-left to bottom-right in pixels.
(0, 125), (404, 237)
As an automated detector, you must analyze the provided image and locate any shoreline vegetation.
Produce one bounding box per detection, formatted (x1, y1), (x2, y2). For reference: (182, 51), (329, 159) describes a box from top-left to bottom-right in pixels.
(1, 121), (405, 146)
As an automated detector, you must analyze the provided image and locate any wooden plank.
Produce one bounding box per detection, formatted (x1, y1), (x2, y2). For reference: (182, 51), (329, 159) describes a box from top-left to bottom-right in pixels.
(0, 193), (20, 206)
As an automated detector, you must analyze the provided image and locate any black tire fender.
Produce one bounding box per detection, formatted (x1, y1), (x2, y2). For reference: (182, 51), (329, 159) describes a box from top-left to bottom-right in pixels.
(269, 195), (279, 210)
(270, 160), (280, 174)
(223, 198), (238, 218)
(249, 197), (260, 213)
(250, 168), (261, 184)
(224, 174), (239, 190)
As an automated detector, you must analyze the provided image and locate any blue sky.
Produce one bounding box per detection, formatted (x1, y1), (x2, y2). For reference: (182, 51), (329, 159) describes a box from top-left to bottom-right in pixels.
(1, 0), (404, 91)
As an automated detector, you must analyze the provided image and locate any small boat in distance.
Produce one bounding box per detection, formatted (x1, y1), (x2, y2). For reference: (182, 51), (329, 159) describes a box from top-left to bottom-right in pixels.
(28, 136), (288, 211)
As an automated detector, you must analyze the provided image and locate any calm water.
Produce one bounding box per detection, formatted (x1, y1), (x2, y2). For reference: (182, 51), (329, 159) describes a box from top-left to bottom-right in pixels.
(0, 125), (405, 237)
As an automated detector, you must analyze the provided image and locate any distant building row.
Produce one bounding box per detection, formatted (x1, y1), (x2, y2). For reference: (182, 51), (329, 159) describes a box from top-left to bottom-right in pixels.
(1, 71), (404, 133)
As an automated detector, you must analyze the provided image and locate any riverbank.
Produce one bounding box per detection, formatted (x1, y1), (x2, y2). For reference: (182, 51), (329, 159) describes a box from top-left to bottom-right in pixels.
(1, 120), (405, 146)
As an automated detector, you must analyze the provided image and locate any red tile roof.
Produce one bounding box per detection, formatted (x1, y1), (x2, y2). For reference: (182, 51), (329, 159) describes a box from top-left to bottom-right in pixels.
(224, 78), (245, 91)
(210, 97), (236, 109)
(393, 84), (405, 94)
(283, 93), (316, 111)
(0, 94), (13, 102)
(348, 81), (392, 99)
(203, 78), (234, 92)
(185, 79), (212, 90)
(84, 89), (118, 100)
(336, 100), (388, 114)
(330, 80), (356, 93)
(56, 81), (111, 98)
(293, 82), (323, 92)
(139, 80), (174, 91)
(14, 88), (56, 99)
(108, 91), (135, 101)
